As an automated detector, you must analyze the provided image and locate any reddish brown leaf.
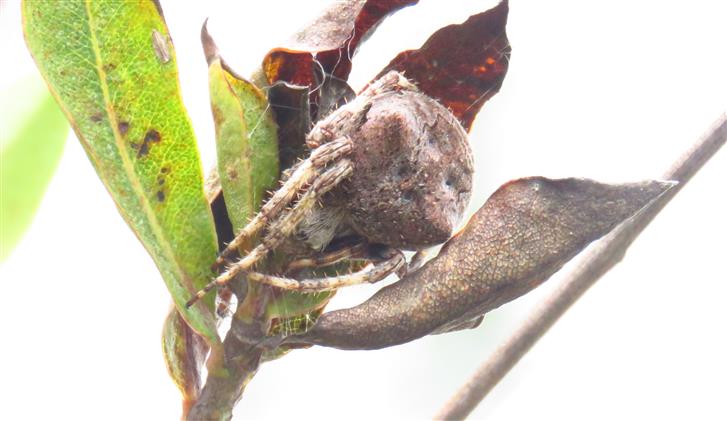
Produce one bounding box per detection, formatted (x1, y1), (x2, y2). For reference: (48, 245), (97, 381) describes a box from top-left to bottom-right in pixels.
(263, 0), (417, 124)
(267, 82), (312, 170)
(264, 0), (417, 83)
(263, 49), (320, 88)
(376, 0), (511, 131)
(261, 1), (417, 170)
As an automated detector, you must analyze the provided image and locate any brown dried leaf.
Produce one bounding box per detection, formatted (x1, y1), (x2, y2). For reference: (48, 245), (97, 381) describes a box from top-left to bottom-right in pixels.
(293, 177), (674, 350)
(262, 0), (417, 126)
(267, 82), (312, 170)
(376, 0), (510, 131)
(264, 0), (418, 83)
(162, 308), (209, 417)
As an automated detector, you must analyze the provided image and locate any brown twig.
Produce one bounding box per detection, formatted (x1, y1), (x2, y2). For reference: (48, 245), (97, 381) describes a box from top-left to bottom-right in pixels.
(187, 340), (262, 421)
(434, 113), (727, 420)
(188, 281), (270, 421)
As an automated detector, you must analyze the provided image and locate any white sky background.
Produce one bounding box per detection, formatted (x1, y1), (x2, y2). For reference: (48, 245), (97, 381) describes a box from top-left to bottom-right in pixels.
(1, 0), (726, 420)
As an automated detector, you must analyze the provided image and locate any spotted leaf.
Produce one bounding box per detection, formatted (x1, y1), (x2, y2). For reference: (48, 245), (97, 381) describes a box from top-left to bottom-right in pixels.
(23, 0), (220, 343)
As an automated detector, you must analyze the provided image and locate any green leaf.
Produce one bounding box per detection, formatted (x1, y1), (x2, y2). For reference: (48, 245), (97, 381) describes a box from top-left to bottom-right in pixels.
(204, 27), (338, 339)
(266, 290), (331, 320)
(0, 76), (68, 261)
(204, 29), (279, 232)
(22, 0), (220, 344)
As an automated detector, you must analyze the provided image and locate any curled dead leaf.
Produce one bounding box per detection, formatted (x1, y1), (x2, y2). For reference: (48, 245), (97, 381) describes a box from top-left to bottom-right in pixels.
(288, 177), (674, 350)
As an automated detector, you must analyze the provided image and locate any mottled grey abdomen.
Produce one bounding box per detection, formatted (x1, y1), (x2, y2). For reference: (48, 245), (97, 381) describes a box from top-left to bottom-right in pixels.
(337, 89), (474, 250)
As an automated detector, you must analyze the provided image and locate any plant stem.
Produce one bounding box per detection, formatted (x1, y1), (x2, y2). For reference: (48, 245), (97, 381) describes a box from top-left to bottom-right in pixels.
(187, 338), (262, 421)
(434, 113), (727, 420)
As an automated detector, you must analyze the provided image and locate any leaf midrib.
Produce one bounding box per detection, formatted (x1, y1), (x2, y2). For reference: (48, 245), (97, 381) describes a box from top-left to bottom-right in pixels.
(83, 0), (188, 289)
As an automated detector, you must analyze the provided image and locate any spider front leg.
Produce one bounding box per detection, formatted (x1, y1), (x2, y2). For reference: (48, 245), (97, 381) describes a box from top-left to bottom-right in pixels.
(186, 158), (353, 308)
(211, 136), (353, 269)
(247, 246), (406, 293)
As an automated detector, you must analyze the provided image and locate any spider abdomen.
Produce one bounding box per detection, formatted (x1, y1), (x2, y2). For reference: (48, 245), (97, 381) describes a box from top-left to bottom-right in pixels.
(333, 86), (474, 250)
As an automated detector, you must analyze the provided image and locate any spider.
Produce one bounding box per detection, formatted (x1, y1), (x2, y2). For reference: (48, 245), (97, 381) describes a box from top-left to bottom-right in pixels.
(186, 71), (474, 308)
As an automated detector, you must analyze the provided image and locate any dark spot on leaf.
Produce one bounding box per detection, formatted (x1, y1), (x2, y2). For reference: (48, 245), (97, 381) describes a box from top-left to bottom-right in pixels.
(156, 190), (165, 202)
(90, 113), (103, 122)
(158, 178), (165, 186)
(227, 168), (238, 180)
(138, 144), (150, 157)
(118, 121), (129, 135)
(160, 166), (170, 174)
(103, 63), (116, 72)
(137, 129), (162, 158)
(145, 129), (161, 143)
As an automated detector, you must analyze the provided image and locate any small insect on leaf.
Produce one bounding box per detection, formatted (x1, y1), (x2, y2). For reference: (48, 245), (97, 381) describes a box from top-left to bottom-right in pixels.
(287, 177), (675, 350)
(152, 29), (171, 64)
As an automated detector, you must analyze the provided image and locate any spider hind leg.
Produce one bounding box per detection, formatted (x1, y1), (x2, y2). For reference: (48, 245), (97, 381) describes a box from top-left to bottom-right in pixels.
(248, 246), (406, 293)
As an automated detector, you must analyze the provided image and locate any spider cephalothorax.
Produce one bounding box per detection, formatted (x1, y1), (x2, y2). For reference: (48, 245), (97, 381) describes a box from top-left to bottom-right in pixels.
(187, 71), (473, 307)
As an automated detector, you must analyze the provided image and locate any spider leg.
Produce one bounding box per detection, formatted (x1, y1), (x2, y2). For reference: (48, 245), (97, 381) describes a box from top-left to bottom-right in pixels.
(247, 247), (406, 292)
(212, 136), (353, 269)
(407, 247), (433, 273)
(284, 239), (369, 273)
(186, 159), (353, 308)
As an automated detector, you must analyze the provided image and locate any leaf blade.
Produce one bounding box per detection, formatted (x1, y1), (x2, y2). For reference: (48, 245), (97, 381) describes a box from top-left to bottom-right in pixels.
(262, 0), (418, 134)
(0, 77), (68, 261)
(297, 177), (675, 350)
(162, 308), (209, 418)
(207, 59), (279, 231)
(376, 0), (511, 131)
(204, 27), (336, 341)
(22, 0), (219, 343)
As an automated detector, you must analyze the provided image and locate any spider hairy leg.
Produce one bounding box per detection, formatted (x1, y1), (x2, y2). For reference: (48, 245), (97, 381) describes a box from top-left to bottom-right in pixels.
(284, 240), (369, 273)
(212, 136), (353, 269)
(248, 247), (405, 292)
(261, 160), (351, 250)
(187, 159), (354, 308)
(407, 248), (433, 273)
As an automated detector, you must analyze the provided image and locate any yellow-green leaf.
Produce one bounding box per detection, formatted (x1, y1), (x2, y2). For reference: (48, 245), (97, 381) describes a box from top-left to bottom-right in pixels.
(22, 0), (219, 344)
(205, 43), (279, 230)
(0, 76), (68, 261)
(204, 27), (335, 339)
